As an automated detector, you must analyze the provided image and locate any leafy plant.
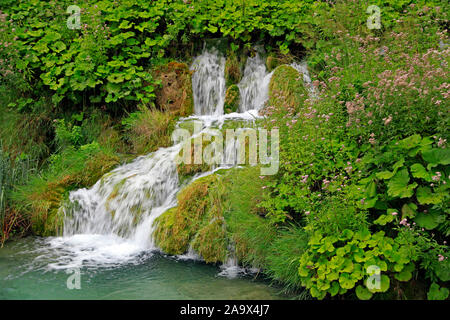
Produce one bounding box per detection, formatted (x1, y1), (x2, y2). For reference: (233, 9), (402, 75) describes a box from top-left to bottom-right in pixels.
(298, 228), (417, 300)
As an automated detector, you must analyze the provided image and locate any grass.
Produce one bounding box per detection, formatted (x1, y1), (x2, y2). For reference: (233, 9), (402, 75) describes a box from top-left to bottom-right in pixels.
(0, 146), (39, 244)
(122, 105), (177, 155)
(9, 144), (119, 236)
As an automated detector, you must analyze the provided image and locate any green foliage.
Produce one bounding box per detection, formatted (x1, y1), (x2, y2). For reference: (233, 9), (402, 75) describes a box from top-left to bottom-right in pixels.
(54, 119), (83, 150)
(427, 283), (449, 300)
(0, 0), (330, 111)
(358, 135), (449, 237)
(298, 229), (417, 300)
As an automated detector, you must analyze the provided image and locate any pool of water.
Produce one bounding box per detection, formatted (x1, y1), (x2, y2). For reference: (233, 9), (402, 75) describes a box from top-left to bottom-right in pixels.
(0, 237), (286, 300)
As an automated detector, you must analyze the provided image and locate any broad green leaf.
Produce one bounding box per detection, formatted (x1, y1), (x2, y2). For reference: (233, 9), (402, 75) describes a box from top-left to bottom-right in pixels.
(355, 229), (371, 241)
(387, 169), (417, 198)
(107, 73), (125, 84)
(427, 283), (449, 300)
(392, 159), (405, 171)
(51, 41), (66, 53)
(329, 281), (339, 297)
(27, 29), (43, 37)
(422, 148), (450, 165)
(43, 31), (61, 42)
(395, 269), (412, 282)
(434, 259), (450, 282)
(416, 186), (442, 205)
(401, 203), (417, 219)
(414, 211), (441, 230)
(339, 273), (357, 289)
(119, 20), (133, 29)
(33, 41), (49, 54)
(398, 134), (421, 149)
(365, 180), (377, 198)
(410, 163), (431, 181)
(367, 274), (390, 293)
(356, 285), (373, 300)
(374, 214), (394, 226)
(376, 170), (394, 180)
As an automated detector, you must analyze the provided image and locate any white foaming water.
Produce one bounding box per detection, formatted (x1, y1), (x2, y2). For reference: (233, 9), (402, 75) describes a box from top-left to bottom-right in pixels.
(238, 51), (273, 112)
(190, 46), (226, 116)
(39, 46), (313, 273)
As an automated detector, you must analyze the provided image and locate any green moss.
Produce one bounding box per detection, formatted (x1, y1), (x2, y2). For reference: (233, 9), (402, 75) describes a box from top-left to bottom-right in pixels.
(192, 218), (228, 263)
(177, 119), (197, 136)
(152, 207), (189, 255)
(153, 175), (222, 256)
(107, 178), (127, 201)
(224, 85), (241, 114)
(268, 65), (308, 114)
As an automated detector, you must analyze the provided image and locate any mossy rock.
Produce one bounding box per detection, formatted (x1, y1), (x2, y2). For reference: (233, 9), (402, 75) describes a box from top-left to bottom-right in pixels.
(152, 207), (189, 255)
(177, 119), (198, 136)
(268, 65), (307, 114)
(224, 85), (240, 114)
(153, 175), (221, 256)
(192, 218), (228, 263)
(153, 61), (194, 117)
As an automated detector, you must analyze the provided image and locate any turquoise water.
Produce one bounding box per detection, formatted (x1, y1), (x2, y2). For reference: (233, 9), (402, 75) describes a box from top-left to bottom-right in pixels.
(0, 237), (286, 300)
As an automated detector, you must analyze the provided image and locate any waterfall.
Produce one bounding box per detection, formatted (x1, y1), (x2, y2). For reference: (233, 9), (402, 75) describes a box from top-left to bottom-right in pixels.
(190, 47), (226, 116)
(49, 45), (312, 271)
(238, 51), (273, 112)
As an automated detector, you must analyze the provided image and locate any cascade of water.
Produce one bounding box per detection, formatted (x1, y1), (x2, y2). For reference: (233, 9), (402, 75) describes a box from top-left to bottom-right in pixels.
(190, 47), (226, 116)
(51, 45), (313, 272)
(238, 51), (272, 112)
